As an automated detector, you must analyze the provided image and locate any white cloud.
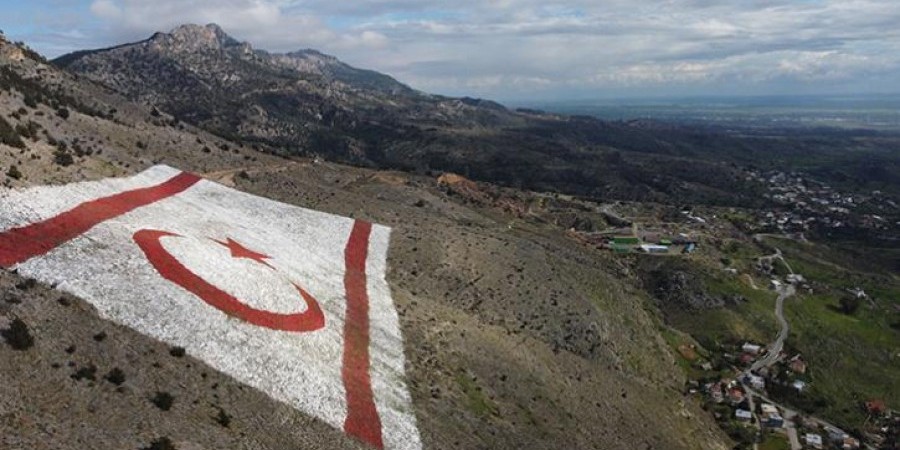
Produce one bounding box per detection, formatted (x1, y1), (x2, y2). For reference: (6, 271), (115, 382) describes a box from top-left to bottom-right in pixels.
(89, 0), (121, 19)
(359, 30), (388, 49)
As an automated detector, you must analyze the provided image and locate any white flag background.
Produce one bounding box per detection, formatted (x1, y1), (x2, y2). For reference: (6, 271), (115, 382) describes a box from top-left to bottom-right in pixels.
(0, 165), (421, 450)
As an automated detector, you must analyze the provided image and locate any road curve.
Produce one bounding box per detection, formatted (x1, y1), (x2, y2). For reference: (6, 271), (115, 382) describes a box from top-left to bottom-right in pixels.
(751, 247), (796, 372)
(751, 284), (794, 372)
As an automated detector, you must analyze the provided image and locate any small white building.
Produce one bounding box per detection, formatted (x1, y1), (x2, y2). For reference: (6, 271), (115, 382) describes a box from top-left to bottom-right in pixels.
(743, 373), (766, 390)
(640, 244), (669, 254)
(826, 426), (848, 442)
(786, 273), (805, 284)
(804, 433), (823, 449)
(742, 343), (762, 355)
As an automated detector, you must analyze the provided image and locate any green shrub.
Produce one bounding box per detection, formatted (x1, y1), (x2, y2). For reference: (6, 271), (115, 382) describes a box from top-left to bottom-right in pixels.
(14, 120), (40, 140)
(141, 437), (176, 450)
(150, 391), (174, 411)
(1, 318), (34, 350)
(53, 149), (74, 166)
(838, 295), (861, 315)
(6, 165), (22, 179)
(0, 116), (25, 148)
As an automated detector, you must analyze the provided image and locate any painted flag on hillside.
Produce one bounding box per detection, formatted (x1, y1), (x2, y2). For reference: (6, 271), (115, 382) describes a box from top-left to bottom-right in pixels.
(0, 165), (421, 450)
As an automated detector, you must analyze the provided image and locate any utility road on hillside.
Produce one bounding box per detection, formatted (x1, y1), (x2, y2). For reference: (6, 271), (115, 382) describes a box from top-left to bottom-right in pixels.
(751, 248), (796, 372)
(751, 283), (795, 372)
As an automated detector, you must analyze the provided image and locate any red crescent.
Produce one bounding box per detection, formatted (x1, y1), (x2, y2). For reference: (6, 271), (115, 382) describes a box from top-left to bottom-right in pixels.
(133, 229), (325, 332)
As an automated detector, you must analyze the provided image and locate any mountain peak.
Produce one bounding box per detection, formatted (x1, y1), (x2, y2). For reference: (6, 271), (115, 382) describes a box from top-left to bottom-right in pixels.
(152, 23), (242, 51)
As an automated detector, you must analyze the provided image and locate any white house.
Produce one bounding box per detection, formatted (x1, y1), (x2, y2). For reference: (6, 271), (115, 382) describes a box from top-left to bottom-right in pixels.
(804, 433), (823, 449)
(742, 343), (762, 355)
(743, 373), (765, 390)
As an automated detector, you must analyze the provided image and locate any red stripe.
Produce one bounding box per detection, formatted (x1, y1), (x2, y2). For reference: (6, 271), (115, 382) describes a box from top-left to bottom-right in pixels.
(342, 220), (383, 448)
(0, 172), (201, 268)
(132, 229), (325, 332)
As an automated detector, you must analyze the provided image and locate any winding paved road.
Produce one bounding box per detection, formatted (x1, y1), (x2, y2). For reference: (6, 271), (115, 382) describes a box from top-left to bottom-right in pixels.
(751, 283), (795, 372)
(751, 248), (796, 372)
(741, 244), (876, 450)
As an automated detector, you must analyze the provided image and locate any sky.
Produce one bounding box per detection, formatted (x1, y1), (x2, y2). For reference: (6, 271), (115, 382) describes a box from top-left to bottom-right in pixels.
(2, 0), (900, 102)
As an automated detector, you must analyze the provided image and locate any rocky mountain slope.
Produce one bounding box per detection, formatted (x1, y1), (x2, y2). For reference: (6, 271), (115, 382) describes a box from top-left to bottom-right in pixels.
(1, 33), (729, 449)
(53, 24), (515, 151)
(54, 24), (900, 215)
(54, 24), (774, 208)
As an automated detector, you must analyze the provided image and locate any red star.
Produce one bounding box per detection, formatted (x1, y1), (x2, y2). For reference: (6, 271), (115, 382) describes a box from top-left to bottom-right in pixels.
(214, 237), (273, 268)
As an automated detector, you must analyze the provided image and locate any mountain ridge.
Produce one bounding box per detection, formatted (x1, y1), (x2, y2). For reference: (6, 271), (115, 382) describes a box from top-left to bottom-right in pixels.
(53, 24), (776, 209)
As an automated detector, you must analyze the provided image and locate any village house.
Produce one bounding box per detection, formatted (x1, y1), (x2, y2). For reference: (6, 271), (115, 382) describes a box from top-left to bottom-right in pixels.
(786, 273), (805, 284)
(728, 387), (745, 404)
(760, 403), (783, 428)
(707, 382), (724, 403)
(735, 409), (753, 422)
(789, 355), (807, 374)
(865, 399), (887, 416)
(742, 342), (762, 355)
(640, 244), (669, 254)
(804, 433), (823, 449)
(743, 373), (766, 390)
(764, 413), (784, 428)
(826, 426), (849, 443)
(842, 436), (860, 449)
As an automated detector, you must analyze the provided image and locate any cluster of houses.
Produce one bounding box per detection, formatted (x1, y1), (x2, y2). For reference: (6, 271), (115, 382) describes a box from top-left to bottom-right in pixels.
(745, 170), (899, 233)
(696, 339), (898, 449)
(728, 397), (785, 428)
(705, 378), (748, 406)
(702, 376), (868, 450)
(755, 258), (811, 294)
(801, 427), (861, 450)
(858, 400), (898, 449)
(737, 343), (810, 393)
(799, 406), (898, 450)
